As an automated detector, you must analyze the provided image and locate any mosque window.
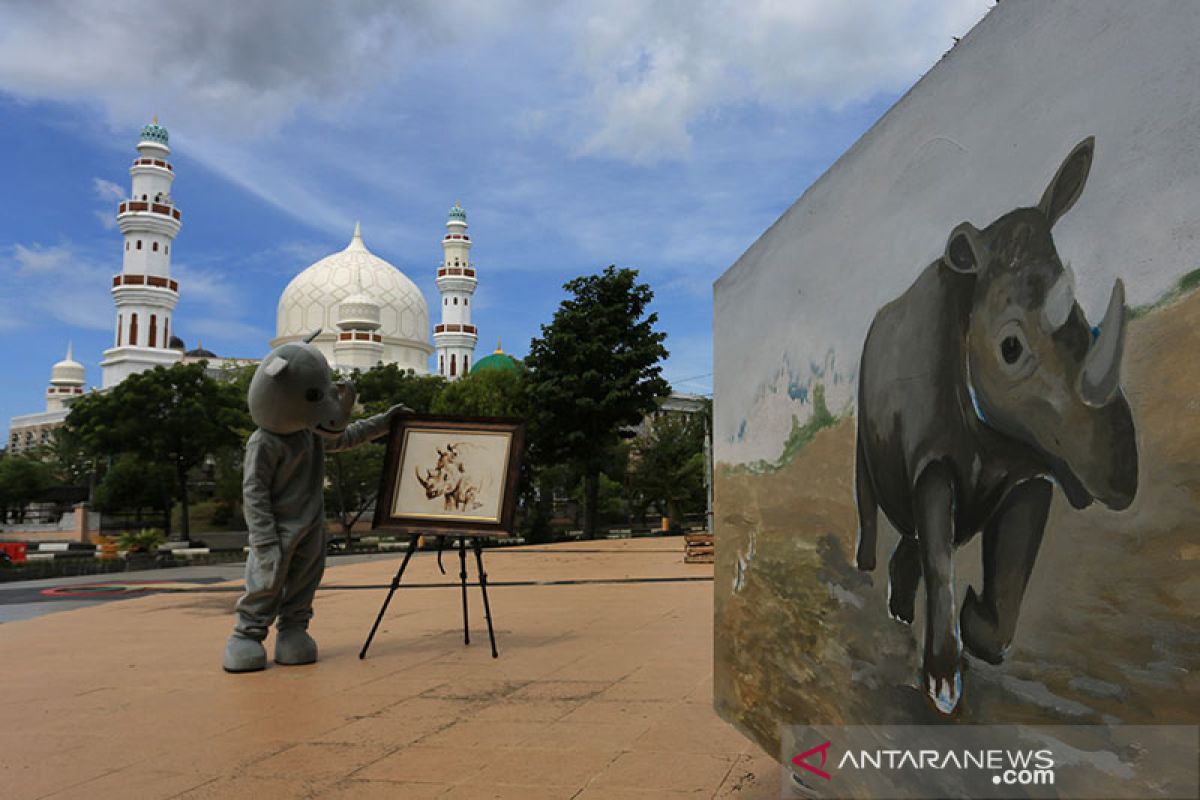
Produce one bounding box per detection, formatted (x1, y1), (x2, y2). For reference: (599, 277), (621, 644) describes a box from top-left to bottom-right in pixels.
(453, 298), (458, 305)
(153, 242), (159, 252)
(464, 356), (470, 372)
(440, 355), (445, 374)
(450, 354), (457, 377)
(125, 242), (129, 251)
(149, 315), (158, 348)
(117, 315), (123, 346)
(444, 299), (448, 306)
(129, 313), (139, 346)
(165, 245), (169, 255)
(164, 318), (169, 347)
(136, 240), (142, 250)
(464, 298), (468, 306)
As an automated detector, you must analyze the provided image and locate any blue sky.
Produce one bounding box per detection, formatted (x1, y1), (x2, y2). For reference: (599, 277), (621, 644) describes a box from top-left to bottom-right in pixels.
(0, 0), (990, 439)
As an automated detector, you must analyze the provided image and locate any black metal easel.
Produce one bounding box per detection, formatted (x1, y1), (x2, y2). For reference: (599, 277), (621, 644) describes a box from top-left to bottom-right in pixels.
(359, 534), (499, 660)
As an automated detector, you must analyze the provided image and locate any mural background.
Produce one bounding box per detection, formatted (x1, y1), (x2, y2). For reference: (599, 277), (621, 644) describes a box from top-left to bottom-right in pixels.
(713, 0), (1200, 761)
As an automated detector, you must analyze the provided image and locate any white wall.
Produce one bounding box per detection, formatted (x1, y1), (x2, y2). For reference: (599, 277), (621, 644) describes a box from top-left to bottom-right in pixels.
(714, 1), (1200, 466)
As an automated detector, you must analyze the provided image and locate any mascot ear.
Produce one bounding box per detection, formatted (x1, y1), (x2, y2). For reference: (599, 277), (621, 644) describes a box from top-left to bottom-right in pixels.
(263, 357), (289, 377)
(303, 328), (322, 344)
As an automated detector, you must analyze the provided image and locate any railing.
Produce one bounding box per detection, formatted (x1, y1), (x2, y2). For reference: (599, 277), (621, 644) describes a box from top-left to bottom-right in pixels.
(443, 234), (470, 241)
(337, 332), (382, 342)
(437, 267), (476, 278)
(117, 201), (182, 220)
(434, 324), (477, 335)
(131, 158), (173, 171)
(112, 274), (179, 291)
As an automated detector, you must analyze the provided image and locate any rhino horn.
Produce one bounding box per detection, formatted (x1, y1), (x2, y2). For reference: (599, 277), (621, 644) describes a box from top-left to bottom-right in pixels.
(1079, 279), (1127, 407)
(415, 466), (431, 490)
(1041, 264), (1075, 332)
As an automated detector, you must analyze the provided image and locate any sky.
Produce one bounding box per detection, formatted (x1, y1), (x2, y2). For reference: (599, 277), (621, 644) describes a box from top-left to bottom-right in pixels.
(0, 0), (992, 441)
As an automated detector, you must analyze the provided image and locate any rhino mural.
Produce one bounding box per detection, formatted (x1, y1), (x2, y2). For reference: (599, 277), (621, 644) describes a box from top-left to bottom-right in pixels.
(854, 137), (1139, 715)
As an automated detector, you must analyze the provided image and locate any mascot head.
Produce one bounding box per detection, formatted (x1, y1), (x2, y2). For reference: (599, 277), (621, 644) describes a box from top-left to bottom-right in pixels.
(248, 331), (356, 436)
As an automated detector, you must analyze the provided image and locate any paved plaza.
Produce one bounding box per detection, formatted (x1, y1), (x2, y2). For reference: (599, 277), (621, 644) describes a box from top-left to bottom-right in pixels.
(0, 538), (781, 799)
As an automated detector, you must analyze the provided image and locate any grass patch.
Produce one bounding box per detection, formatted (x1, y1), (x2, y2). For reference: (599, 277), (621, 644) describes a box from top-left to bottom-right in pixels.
(734, 383), (840, 474)
(1131, 267), (1200, 319)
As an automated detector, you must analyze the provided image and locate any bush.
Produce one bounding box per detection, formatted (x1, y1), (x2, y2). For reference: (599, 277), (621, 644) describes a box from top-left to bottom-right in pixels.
(118, 528), (166, 553)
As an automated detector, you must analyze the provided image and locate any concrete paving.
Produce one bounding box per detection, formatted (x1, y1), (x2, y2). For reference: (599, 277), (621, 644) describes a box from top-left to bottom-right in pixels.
(0, 538), (781, 799)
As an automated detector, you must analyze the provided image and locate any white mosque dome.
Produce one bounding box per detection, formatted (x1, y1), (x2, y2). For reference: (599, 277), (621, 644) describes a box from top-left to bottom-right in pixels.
(51, 344), (86, 386)
(272, 223), (432, 372)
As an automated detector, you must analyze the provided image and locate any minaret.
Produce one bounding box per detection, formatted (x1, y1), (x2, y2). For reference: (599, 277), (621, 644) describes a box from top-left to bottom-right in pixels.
(334, 224), (386, 371)
(46, 344), (85, 411)
(100, 117), (183, 388)
(433, 201), (478, 379)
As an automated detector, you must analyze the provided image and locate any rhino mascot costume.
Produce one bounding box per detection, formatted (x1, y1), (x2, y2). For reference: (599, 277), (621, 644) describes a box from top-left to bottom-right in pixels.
(223, 333), (406, 673)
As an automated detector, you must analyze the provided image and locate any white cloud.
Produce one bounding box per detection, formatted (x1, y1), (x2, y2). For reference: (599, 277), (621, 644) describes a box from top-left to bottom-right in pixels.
(92, 177), (124, 202)
(11, 243), (73, 275)
(568, 0), (993, 163)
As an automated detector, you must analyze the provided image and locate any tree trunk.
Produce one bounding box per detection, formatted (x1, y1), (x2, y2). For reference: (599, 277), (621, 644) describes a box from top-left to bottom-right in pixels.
(177, 460), (190, 542)
(583, 470), (600, 539)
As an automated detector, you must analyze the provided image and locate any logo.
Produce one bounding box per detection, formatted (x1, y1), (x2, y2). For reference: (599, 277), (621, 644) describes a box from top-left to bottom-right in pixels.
(792, 740), (833, 781)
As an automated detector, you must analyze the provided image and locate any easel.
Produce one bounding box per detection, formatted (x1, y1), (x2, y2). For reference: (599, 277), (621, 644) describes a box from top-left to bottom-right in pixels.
(359, 534), (499, 660)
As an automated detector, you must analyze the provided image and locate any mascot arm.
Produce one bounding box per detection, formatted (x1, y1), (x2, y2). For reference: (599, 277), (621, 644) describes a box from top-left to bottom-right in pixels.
(243, 435), (284, 546)
(325, 404), (411, 453)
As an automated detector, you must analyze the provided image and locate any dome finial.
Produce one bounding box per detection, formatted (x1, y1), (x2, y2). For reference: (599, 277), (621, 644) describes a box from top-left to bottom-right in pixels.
(66, 341), (73, 361)
(348, 221), (367, 251)
(152, 114), (158, 125)
(495, 338), (503, 354)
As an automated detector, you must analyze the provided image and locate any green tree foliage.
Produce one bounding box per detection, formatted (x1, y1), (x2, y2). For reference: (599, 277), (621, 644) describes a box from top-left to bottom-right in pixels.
(628, 407), (709, 529)
(431, 365), (527, 418)
(65, 363), (249, 540)
(92, 454), (173, 520)
(325, 441), (385, 545)
(0, 454), (54, 522)
(524, 265), (669, 537)
(353, 364), (447, 414)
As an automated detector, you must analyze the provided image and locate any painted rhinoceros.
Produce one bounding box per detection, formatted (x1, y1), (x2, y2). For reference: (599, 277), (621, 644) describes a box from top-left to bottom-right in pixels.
(854, 137), (1138, 715)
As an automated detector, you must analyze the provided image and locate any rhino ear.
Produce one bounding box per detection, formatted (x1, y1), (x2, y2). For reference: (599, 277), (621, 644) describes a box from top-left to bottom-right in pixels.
(1039, 136), (1094, 227)
(263, 356), (288, 377)
(943, 222), (982, 274)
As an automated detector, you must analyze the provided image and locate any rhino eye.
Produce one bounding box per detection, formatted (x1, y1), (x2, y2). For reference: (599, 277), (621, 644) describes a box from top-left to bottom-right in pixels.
(1000, 336), (1023, 364)
(305, 388), (324, 402)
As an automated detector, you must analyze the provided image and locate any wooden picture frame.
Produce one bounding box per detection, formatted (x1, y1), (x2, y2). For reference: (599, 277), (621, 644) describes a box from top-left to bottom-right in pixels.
(372, 414), (525, 537)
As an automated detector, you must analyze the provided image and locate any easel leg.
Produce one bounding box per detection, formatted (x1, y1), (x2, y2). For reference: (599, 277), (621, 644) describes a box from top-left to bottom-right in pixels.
(473, 539), (499, 658)
(458, 537), (471, 645)
(359, 535), (419, 660)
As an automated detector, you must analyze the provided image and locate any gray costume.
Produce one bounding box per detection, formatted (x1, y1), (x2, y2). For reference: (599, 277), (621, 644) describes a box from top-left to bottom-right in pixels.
(223, 336), (404, 673)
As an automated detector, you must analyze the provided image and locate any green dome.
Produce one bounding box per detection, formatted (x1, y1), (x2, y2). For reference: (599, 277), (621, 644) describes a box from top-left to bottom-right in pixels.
(140, 120), (169, 145)
(470, 351), (520, 375)
(447, 202), (467, 223)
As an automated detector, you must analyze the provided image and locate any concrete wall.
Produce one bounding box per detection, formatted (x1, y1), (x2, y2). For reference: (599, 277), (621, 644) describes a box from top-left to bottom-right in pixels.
(713, 1), (1200, 788)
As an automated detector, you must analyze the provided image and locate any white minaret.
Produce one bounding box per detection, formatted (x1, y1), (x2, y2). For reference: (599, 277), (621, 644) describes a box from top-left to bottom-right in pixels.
(100, 118), (183, 388)
(46, 343), (85, 412)
(433, 201), (478, 379)
(334, 224), (386, 371)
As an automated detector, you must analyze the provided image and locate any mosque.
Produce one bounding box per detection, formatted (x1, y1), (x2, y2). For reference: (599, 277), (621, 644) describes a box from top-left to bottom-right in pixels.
(7, 120), (518, 454)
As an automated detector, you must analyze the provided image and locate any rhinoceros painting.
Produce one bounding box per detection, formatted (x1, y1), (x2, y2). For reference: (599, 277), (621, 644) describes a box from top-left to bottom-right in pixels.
(854, 137), (1138, 714)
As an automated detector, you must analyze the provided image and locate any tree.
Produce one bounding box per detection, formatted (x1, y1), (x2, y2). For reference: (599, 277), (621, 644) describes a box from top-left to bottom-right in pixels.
(354, 364), (447, 414)
(431, 365), (527, 418)
(0, 454), (53, 523)
(325, 441), (385, 545)
(92, 453), (172, 522)
(66, 363), (249, 540)
(628, 408), (709, 529)
(524, 266), (669, 538)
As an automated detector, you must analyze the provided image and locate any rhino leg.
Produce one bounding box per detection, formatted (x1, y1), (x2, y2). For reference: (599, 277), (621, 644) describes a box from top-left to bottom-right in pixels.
(888, 537), (921, 623)
(914, 462), (962, 715)
(962, 478), (1051, 665)
(854, 434), (878, 572)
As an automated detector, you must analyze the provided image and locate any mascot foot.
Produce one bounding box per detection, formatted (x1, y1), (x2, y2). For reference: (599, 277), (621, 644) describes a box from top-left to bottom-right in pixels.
(275, 627), (318, 665)
(223, 634), (267, 673)
(961, 587), (1008, 665)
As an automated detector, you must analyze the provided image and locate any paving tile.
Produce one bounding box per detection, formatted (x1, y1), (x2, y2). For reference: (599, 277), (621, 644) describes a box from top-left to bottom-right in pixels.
(354, 744), (490, 785)
(463, 747), (620, 789)
(541, 719), (658, 750)
(715, 751), (785, 798)
(588, 750), (740, 794)
(43, 768), (213, 800)
(171, 774), (334, 800)
(313, 778), (452, 799)
(508, 680), (613, 702)
(418, 719), (550, 748)
(251, 741), (393, 780)
(441, 783), (578, 799)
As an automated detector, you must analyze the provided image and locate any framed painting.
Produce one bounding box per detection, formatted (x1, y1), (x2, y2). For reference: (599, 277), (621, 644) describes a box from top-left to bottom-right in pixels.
(373, 414), (525, 537)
